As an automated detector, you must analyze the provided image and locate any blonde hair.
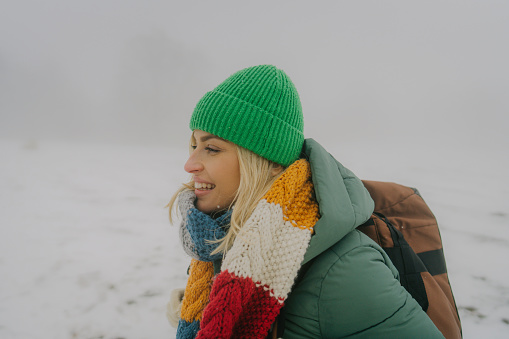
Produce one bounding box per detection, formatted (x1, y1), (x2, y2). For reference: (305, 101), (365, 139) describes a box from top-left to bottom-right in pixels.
(167, 138), (284, 255)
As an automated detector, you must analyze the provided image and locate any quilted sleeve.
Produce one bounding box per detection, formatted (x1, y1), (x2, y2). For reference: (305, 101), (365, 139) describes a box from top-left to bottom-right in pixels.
(318, 237), (445, 338)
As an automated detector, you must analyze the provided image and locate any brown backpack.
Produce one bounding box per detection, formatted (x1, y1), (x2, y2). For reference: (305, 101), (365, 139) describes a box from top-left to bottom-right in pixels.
(357, 181), (462, 339)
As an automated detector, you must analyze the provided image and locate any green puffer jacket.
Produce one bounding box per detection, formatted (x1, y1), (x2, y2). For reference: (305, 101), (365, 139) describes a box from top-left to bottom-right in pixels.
(281, 139), (444, 338)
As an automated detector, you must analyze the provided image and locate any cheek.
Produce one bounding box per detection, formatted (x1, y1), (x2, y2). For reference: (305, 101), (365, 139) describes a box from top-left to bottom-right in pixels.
(229, 172), (241, 194)
(224, 160), (241, 194)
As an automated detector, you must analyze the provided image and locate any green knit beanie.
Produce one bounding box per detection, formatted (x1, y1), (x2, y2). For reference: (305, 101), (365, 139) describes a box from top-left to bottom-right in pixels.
(189, 65), (304, 166)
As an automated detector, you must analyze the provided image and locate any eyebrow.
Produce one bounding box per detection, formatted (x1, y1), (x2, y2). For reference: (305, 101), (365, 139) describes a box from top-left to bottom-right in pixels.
(199, 134), (228, 143)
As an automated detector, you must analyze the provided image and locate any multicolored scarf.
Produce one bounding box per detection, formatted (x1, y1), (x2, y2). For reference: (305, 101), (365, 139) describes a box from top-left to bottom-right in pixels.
(177, 159), (319, 339)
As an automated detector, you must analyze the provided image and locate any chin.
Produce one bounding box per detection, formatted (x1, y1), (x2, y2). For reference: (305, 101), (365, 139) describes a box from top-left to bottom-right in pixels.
(195, 202), (215, 215)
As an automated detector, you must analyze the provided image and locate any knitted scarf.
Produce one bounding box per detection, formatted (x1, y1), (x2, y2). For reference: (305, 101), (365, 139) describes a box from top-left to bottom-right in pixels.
(177, 159), (319, 339)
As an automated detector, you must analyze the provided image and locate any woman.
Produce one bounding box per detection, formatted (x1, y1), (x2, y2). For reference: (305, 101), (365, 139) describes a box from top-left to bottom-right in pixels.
(167, 65), (444, 338)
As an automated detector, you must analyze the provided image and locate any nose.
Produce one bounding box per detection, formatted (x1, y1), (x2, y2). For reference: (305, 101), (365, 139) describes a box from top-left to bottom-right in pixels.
(184, 151), (203, 174)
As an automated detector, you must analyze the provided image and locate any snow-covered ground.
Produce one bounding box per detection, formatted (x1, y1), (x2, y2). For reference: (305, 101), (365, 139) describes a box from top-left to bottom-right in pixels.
(1, 138), (508, 338)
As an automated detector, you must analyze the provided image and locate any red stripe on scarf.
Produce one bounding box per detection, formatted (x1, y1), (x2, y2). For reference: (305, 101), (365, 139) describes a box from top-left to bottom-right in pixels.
(197, 271), (283, 339)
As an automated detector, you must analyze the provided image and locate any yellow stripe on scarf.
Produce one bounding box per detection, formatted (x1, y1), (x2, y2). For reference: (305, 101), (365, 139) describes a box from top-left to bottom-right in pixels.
(263, 159), (319, 232)
(180, 259), (214, 322)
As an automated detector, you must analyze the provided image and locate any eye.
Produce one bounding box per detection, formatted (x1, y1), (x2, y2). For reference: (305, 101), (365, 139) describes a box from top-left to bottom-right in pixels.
(205, 146), (220, 153)
(190, 145), (197, 150)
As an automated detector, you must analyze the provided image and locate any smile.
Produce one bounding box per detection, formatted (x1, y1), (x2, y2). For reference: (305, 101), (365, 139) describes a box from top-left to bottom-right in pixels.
(195, 182), (216, 190)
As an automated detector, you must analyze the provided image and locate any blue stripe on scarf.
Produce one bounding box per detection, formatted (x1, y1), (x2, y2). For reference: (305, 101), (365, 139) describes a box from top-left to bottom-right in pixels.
(177, 319), (200, 339)
(185, 208), (231, 262)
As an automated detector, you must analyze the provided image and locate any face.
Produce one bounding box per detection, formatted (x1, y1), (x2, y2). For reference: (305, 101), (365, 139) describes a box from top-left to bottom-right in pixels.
(184, 130), (241, 214)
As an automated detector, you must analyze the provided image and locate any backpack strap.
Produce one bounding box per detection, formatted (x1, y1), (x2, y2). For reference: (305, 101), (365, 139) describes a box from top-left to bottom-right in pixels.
(373, 212), (429, 311)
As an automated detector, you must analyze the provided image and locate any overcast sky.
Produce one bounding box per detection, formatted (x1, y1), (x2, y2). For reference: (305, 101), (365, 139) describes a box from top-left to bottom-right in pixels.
(1, 1), (508, 150)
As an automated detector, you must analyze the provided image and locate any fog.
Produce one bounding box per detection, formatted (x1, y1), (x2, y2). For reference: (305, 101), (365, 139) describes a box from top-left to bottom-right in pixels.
(1, 1), (509, 338)
(1, 1), (508, 150)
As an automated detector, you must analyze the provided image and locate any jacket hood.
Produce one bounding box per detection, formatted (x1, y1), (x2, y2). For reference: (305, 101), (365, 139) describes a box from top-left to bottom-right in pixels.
(301, 139), (374, 264)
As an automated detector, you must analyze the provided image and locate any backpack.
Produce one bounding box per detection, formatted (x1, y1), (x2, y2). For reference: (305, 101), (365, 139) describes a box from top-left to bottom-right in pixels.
(357, 180), (462, 339)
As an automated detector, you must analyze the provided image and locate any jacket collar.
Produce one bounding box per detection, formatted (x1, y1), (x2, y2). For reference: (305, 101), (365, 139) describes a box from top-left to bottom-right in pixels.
(301, 139), (374, 264)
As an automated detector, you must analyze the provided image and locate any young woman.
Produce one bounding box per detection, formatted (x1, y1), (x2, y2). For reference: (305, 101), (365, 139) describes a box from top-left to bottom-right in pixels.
(167, 65), (444, 338)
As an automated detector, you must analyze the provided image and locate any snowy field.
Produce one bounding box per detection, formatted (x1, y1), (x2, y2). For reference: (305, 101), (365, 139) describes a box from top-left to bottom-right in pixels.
(1, 137), (508, 339)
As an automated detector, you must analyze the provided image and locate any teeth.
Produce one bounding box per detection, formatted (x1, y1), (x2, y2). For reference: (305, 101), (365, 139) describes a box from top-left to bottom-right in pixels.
(195, 182), (215, 190)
